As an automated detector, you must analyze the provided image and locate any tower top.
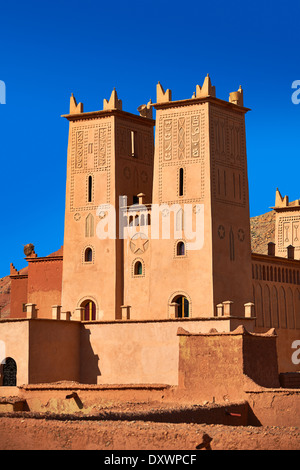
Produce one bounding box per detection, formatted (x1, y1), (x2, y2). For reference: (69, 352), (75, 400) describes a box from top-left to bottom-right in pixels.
(153, 75), (249, 112)
(273, 188), (300, 210)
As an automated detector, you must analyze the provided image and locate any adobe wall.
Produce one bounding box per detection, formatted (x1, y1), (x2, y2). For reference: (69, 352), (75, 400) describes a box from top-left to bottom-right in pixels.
(254, 326), (300, 373)
(27, 258), (63, 319)
(10, 276), (28, 319)
(79, 318), (255, 385)
(28, 320), (81, 384)
(0, 320), (29, 385)
(0, 317), (256, 390)
(246, 389), (300, 427)
(80, 319), (193, 385)
(177, 327), (279, 402)
(12, 383), (171, 414)
(251, 253), (300, 373)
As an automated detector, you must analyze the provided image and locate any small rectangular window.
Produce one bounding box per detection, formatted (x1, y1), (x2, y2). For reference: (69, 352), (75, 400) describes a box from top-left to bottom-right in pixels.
(179, 168), (184, 196)
(88, 175), (93, 203)
(131, 131), (137, 157)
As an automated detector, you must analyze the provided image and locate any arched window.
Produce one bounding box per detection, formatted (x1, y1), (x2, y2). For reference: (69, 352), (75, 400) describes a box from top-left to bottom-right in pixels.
(172, 295), (189, 318)
(85, 247), (93, 263)
(81, 300), (96, 321)
(176, 241), (185, 256)
(134, 261), (143, 276)
(179, 168), (184, 196)
(2, 357), (17, 386)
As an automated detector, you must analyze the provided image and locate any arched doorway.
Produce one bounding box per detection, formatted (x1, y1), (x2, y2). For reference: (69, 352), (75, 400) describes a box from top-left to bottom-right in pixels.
(81, 300), (96, 321)
(172, 295), (190, 318)
(2, 358), (17, 386)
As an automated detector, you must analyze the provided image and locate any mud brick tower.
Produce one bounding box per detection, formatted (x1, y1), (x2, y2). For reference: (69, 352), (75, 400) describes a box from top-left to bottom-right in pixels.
(146, 77), (253, 318)
(61, 90), (155, 320)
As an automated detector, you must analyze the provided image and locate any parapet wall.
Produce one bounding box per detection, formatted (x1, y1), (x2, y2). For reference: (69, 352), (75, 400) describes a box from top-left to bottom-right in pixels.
(80, 317), (256, 385)
(177, 326), (280, 402)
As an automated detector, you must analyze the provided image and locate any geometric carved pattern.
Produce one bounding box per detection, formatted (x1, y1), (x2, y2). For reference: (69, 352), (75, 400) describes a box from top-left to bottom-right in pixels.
(160, 110), (204, 163)
(158, 107), (206, 205)
(278, 215), (300, 254)
(75, 130), (84, 169)
(70, 121), (111, 212)
(129, 233), (149, 255)
(210, 105), (246, 207)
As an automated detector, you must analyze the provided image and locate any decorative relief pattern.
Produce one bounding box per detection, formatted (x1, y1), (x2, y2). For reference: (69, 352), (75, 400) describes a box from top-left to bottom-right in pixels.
(75, 130), (84, 169)
(229, 226), (235, 261)
(122, 164), (149, 188)
(178, 118), (185, 160)
(210, 106), (246, 207)
(70, 121), (111, 212)
(163, 119), (172, 161)
(191, 114), (200, 158)
(238, 228), (245, 242)
(97, 128), (107, 167)
(278, 215), (300, 253)
(218, 225), (225, 239)
(129, 233), (149, 255)
(158, 108), (206, 205)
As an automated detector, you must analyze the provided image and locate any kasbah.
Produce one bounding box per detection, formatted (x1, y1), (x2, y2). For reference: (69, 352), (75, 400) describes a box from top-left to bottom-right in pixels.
(0, 75), (300, 450)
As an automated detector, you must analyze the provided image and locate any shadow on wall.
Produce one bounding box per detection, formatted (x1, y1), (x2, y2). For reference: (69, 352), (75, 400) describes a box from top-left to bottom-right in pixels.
(80, 328), (101, 384)
(66, 391), (84, 409)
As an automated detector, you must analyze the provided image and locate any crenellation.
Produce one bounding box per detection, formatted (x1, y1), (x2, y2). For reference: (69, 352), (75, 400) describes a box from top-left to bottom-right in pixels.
(69, 93), (83, 114)
(195, 74), (216, 98)
(103, 88), (122, 111)
(156, 81), (172, 103)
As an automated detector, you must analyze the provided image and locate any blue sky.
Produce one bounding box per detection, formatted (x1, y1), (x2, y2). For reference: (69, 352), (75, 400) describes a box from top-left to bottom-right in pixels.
(0, 0), (299, 276)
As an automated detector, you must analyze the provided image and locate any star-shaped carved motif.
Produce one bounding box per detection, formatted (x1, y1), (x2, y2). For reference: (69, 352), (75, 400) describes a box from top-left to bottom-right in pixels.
(238, 228), (245, 242)
(218, 225), (225, 239)
(130, 235), (149, 254)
